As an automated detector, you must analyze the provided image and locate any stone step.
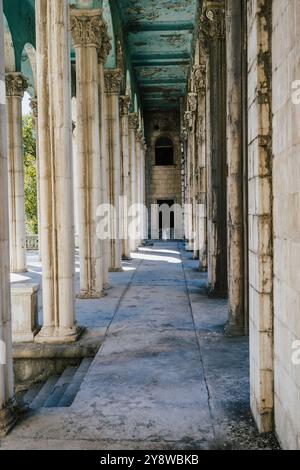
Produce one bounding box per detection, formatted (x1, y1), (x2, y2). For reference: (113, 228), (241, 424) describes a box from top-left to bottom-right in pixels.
(30, 376), (59, 410)
(44, 366), (77, 408)
(57, 358), (93, 407)
(21, 383), (44, 407)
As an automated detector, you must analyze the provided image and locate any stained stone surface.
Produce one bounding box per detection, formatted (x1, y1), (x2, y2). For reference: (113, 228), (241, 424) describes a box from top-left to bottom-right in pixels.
(0, 242), (278, 450)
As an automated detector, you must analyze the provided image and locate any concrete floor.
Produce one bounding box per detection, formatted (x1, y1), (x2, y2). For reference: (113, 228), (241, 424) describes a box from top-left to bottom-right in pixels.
(0, 242), (278, 450)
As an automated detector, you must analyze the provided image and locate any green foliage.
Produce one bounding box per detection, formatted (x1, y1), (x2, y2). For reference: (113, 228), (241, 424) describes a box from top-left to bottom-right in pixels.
(23, 114), (38, 235)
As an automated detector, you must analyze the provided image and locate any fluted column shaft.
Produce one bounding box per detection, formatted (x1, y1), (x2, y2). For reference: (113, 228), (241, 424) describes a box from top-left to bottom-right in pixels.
(35, 0), (78, 343)
(128, 113), (139, 252)
(6, 73), (28, 273)
(120, 95), (131, 259)
(0, 0), (17, 435)
(71, 8), (105, 298)
(105, 69), (123, 272)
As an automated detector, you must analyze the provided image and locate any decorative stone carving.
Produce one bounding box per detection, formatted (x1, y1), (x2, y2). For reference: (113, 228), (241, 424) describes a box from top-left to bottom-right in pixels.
(30, 98), (38, 119)
(184, 111), (193, 131)
(193, 65), (207, 96)
(5, 73), (28, 98)
(188, 93), (197, 112)
(98, 21), (112, 63)
(128, 112), (139, 130)
(201, 3), (225, 41)
(70, 8), (103, 48)
(119, 95), (131, 116)
(136, 129), (144, 142)
(104, 69), (122, 94)
(181, 127), (188, 142)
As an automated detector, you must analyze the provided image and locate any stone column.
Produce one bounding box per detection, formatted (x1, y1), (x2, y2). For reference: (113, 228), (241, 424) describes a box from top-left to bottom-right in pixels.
(135, 128), (143, 246)
(30, 98), (42, 261)
(98, 28), (111, 290)
(128, 112), (139, 253)
(0, 0), (18, 435)
(104, 69), (123, 272)
(140, 141), (147, 240)
(70, 8), (105, 298)
(225, 0), (246, 336)
(120, 95), (131, 260)
(5, 73), (28, 273)
(202, 2), (227, 297)
(183, 110), (193, 251)
(35, 0), (79, 343)
(188, 92), (198, 258)
(193, 64), (208, 271)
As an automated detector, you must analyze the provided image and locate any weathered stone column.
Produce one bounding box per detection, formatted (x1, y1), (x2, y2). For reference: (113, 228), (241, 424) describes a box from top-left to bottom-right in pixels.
(70, 8), (104, 298)
(135, 128), (143, 246)
(188, 92), (198, 258)
(5, 73), (28, 273)
(35, 0), (79, 343)
(120, 95), (131, 259)
(98, 29), (111, 290)
(202, 2), (227, 297)
(247, 0), (273, 433)
(0, 0), (18, 435)
(128, 112), (139, 252)
(225, 0), (246, 336)
(183, 110), (194, 251)
(105, 69), (123, 272)
(193, 64), (208, 271)
(140, 140), (147, 240)
(30, 98), (42, 261)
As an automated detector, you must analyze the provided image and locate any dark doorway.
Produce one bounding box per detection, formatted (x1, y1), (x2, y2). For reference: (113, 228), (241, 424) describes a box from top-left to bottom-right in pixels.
(155, 137), (174, 166)
(158, 199), (175, 240)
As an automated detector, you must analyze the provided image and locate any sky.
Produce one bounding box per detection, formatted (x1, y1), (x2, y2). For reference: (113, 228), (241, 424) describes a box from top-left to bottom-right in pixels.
(22, 91), (31, 116)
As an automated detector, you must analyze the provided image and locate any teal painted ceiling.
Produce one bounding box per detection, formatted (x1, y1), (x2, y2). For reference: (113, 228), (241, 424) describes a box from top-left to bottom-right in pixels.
(116, 0), (198, 111)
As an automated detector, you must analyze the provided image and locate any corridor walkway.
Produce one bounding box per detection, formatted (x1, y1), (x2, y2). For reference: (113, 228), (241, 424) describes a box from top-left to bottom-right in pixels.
(0, 243), (277, 450)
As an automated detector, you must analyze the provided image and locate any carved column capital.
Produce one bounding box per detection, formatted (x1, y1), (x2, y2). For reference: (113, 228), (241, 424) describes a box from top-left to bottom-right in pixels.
(104, 69), (122, 94)
(128, 113), (139, 131)
(136, 129), (143, 142)
(30, 98), (38, 119)
(201, 2), (225, 41)
(188, 92), (198, 113)
(98, 21), (112, 63)
(193, 65), (207, 96)
(70, 8), (103, 48)
(183, 111), (193, 131)
(5, 73), (28, 98)
(119, 95), (131, 116)
(181, 127), (188, 142)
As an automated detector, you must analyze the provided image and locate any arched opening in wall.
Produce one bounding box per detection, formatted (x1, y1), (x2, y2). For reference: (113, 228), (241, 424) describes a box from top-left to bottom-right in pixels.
(155, 137), (174, 166)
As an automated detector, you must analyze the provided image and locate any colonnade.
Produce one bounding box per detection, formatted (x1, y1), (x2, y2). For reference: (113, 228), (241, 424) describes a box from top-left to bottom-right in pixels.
(0, 0), (146, 433)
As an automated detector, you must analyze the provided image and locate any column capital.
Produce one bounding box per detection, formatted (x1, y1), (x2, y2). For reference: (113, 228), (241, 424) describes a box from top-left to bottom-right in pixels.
(119, 95), (131, 116)
(70, 8), (103, 48)
(183, 111), (193, 131)
(200, 2), (225, 40)
(5, 72), (28, 98)
(30, 98), (38, 118)
(128, 112), (139, 131)
(136, 129), (143, 142)
(104, 69), (122, 94)
(188, 92), (197, 113)
(98, 21), (112, 63)
(181, 127), (188, 142)
(193, 65), (207, 96)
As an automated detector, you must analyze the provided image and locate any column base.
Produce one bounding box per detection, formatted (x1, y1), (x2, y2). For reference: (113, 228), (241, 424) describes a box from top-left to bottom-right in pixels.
(0, 399), (18, 437)
(77, 290), (107, 299)
(35, 324), (84, 344)
(207, 286), (227, 299)
(122, 255), (132, 261)
(109, 267), (123, 273)
(11, 268), (28, 274)
(224, 320), (247, 337)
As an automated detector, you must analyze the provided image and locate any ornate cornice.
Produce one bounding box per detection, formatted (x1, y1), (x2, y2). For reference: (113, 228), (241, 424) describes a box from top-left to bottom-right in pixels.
(200, 2), (225, 41)
(193, 65), (207, 96)
(104, 69), (122, 94)
(70, 8), (103, 48)
(188, 92), (197, 113)
(5, 73), (28, 98)
(128, 113), (139, 131)
(119, 95), (131, 116)
(30, 98), (38, 119)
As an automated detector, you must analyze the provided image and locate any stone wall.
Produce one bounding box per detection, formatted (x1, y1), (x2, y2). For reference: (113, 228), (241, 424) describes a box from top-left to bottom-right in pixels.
(145, 110), (182, 217)
(272, 0), (300, 450)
